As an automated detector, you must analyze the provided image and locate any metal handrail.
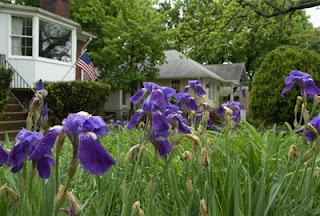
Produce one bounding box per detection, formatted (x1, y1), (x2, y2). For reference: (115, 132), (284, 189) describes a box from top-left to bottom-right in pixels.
(0, 54), (35, 93)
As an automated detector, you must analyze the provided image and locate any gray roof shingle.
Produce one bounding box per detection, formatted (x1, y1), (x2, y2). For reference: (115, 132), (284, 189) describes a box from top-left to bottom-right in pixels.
(157, 50), (225, 82)
(204, 63), (247, 83)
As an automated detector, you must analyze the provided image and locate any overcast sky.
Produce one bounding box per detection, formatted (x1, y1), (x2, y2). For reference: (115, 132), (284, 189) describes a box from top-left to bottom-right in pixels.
(305, 6), (320, 27)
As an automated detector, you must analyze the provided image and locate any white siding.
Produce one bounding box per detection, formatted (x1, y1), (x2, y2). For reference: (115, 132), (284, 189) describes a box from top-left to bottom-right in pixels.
(35, 60), (75, 83)
(0, 13), (9, 55)
(7, 58), (35, 86)
(105, 90), (121, 111)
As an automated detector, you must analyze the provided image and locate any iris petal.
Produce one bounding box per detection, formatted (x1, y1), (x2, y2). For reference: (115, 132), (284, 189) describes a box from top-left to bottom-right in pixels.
(83, 116), (109, 136)
(78, 133), (115, 175)
(0, 146), (8, 167)
(127, 110), (143, 129)
(130, 88), (147, 104)
(37, 157), (55, 179)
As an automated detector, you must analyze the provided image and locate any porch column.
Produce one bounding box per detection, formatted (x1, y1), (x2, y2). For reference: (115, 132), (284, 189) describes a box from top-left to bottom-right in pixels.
(230, 83), (234, 102)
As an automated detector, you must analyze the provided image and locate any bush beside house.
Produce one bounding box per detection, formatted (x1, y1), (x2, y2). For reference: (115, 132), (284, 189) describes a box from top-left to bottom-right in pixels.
(250, 46), (320, 124)
(45, 81), (110, 125)
(0, 66), (13, 118)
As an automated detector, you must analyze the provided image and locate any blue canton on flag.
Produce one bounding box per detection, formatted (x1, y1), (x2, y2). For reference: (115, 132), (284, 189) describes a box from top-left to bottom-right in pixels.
(76, 53), (99, 80)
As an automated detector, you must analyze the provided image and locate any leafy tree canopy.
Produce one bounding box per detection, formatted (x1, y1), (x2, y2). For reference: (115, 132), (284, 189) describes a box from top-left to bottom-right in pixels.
(71, 0), (169, 92)
(161, 0), (313, 81)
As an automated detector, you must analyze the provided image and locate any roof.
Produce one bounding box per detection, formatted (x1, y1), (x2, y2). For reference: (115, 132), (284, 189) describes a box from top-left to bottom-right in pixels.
(204, 63), (247, 84)
(0, 2), (95, 40)
(157, 50), (225, 82)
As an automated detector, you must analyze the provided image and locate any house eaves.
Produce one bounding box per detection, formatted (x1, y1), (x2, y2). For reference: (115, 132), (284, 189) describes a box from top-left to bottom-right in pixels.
(157, 50), (226, 82)
(0, 2), (96, 40)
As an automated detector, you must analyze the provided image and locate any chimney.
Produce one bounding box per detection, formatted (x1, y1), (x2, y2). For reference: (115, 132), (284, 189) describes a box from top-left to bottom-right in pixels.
(41, 0), (70, 19)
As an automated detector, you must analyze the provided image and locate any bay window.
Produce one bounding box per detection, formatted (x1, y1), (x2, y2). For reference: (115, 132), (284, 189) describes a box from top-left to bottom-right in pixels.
(39, 20), (72, 62)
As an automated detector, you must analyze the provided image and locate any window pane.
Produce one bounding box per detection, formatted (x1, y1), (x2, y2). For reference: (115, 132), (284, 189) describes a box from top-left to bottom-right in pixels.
(172, 80), (180, 93)
(12, 17), (32, 36)
(39, 20), (72, 62)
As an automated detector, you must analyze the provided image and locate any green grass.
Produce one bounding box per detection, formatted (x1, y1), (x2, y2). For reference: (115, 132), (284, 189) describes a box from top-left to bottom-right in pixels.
(1, 121), (320, 215)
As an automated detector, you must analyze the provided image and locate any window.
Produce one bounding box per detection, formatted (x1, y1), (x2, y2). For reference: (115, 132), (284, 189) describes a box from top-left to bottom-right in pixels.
(11, 16), (33, 56)
(122, 91), (127, 106)
(208, 82), (214, 100)
(171, 80), (180, 93)
(39, 20), (72, 62)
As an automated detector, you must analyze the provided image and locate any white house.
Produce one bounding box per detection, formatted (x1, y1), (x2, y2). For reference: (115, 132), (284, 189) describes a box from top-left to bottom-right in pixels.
(104, 50), (229, 120)
(0, 0), (94, 87)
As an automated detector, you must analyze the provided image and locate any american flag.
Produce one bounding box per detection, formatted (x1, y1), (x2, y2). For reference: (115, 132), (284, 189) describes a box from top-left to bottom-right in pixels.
(76, 53), (99, 80)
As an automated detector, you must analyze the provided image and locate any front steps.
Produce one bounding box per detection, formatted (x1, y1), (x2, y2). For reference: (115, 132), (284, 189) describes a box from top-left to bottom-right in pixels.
(0, 95), (27, 140)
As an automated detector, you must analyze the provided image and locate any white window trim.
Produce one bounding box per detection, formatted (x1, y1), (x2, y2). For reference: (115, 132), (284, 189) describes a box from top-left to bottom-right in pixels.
(8, 13), (77, 66)
(9, 15), (33, 59)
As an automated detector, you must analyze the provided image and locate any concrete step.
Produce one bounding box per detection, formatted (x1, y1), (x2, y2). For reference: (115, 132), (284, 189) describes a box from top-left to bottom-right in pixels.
(7, 97), (18, 104)
(0, 112), (27, 121)
(0, 130), (20, 141)
(5, 104), (24, 112)
(0, 120), (25, 131)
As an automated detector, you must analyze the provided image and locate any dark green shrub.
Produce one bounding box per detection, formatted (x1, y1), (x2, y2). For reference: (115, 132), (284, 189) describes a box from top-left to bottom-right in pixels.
(250, 46), (320, 124)
(0, 66), (13, 118)
(45, 81), (111, 125)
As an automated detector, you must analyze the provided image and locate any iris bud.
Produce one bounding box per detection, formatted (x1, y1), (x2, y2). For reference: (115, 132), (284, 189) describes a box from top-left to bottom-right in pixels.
(300, 147), (315, 163)
(288, 145), (299, 160)
(186, 178), (193, 193)
(131, 201), (145, 216)
(200, 198), (208, 216)
(201, 147), (210, 166)
(182, 151), (192, 164)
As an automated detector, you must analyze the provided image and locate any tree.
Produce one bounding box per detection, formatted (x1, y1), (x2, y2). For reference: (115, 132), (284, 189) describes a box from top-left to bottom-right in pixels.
(72, 0), (169, 93)
(168, 0), (312, 81)
(249, 46), (320, 124)
(236, 0), (320, 18)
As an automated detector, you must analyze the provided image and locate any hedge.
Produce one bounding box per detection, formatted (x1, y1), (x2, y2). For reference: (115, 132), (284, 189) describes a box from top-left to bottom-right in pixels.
(250, 46), (320, 124)
(45, 81), (111, 125)
(0, 66), (13, 118)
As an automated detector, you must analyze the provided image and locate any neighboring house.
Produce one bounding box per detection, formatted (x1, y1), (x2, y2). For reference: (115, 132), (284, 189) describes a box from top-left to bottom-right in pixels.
(0, 0), (94, 87)
(156, 50), (226, 107)
(205, 63), (249, 117)
(104, 50), (229, 119)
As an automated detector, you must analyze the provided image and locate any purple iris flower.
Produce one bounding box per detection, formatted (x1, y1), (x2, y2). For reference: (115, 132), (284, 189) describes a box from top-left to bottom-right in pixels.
(62, 112), (115, 175)
(297, 113), (320, 141)
(39, 103), (48, 129)
(130, 82), (175, 105)
(176, 92), (198, 111)
(28, 126), (62, 179)
(29, 79), (46, 107)
(0, 146), (8, 167)
(184, 80), (206, 97)
(216, 102), (243, 123)
(281, 70), (320, 98)
(8, 129), (43, 173)
(113, 120), (122, 128)
(128, 82), (191, 158)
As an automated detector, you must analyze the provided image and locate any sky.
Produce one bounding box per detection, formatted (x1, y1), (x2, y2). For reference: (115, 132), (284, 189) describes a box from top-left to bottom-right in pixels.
(305, 6), (320, 27)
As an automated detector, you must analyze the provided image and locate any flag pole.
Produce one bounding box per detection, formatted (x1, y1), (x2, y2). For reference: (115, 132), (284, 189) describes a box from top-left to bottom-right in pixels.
(61, 37), (92, 81)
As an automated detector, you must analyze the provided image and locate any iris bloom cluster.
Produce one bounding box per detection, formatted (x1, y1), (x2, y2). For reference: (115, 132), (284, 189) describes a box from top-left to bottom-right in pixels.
(128, 82), (191, 158)
(281, 70), (320, 142)
(281, 70), (320, 98)
(0, 127), (60, 179)
(216, 102), (243, 124)
(109, 120), (128, 128)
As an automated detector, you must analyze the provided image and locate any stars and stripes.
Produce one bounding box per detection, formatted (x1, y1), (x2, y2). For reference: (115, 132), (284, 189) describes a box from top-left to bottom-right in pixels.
(76, 53), (99, 80)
